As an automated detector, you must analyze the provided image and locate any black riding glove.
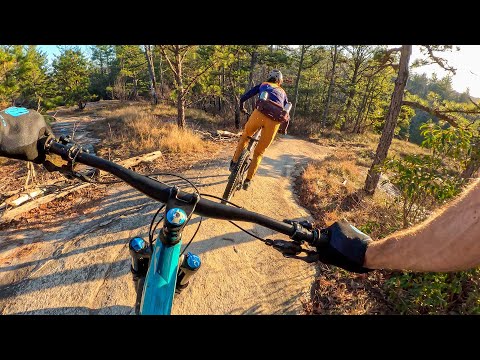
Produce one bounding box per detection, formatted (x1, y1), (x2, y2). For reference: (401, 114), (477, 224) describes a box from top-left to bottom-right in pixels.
(315, 220), (373, 273)
(0, 107), (53, 164)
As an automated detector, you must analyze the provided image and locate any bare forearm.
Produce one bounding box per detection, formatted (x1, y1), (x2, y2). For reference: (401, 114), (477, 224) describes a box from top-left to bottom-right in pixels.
(364, 178), (480, 272)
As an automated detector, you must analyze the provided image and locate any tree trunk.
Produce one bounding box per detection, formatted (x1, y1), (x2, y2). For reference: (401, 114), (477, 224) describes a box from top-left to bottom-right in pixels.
(291, 45), (306, 123)
(303, 78), (311, 112)
(106, 52), (110, 76)
(461, 161), (480, 179)
(461, 144), (480, 179)
(36, 94), (41, 112)
(234, 97), (241, 129)
(175, 48), (186, 128)
(322, 45), (338, 128)
(360, 90), (375, 133)
(247, 51), (256, 89)
(352, 76), (373, 133)
(144, 45), (158, 104)
(132, 77), (139, 100)
(341, 62), (359, 131)
(177, 93), (185, 129)
(364, 45), (412, 195)
(231, 54), (241, 130)
(158, 49), (164, 99)
(333, 105), (342, 126)
(245, 49), (257, 113)
(220, 65), (225, 112)
(160, 45), (187, 128)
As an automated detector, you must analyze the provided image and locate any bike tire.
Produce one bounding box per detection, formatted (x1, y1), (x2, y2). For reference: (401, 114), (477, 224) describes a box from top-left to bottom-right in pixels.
(222, 149), (250, 203)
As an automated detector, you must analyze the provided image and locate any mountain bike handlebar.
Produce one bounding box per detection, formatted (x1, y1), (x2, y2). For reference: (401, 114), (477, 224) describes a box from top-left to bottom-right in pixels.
(46, 139), (322, 245)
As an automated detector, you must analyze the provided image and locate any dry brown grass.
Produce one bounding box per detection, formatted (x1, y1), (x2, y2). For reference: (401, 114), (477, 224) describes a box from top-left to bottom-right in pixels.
(390, 137), (430, 158)
(298, 152), (362, 225)
(306, 267), (393, 315)
(90, 105), (211, 159)
(288, 116), (323, 137)
(310, 129), (429, 160)
(296, 150), (402, 236)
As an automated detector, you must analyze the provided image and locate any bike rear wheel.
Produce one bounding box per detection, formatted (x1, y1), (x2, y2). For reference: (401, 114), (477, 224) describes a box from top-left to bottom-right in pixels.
(222, 149), (250, 203)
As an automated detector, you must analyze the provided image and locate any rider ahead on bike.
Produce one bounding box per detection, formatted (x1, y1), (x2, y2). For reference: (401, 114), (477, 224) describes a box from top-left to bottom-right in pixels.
(230, 69), (291, 190)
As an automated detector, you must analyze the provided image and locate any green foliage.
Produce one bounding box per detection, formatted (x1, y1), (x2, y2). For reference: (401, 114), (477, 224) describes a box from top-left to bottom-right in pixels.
(52, 47), (92, 109)
(0, 45), (53, 109)
(396, 106), (416, 139)
(385, 269), (480, 314)
(382, 103), (473, 228)
(382, 154), (461, 227)
(420, 122), (474, 172)
(1, 44), (477, 137)
(384, 116), (474, 225)
(89, 45), (117, 100)
(0, 46), (20, 106)
(113, 45), (149, 100)
(381, 111), (480, 315)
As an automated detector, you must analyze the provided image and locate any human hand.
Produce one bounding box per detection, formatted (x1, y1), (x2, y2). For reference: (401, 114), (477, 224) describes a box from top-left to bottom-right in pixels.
(315, 220), (373, 273)
(0, 107), (53, 164)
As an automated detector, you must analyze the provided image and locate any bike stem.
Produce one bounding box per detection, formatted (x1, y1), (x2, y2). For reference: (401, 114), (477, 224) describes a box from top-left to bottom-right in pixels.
(161, 186), (200, 246)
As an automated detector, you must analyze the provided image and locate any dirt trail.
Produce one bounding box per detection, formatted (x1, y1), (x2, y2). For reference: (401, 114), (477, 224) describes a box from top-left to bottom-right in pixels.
(0, 135), (330, 315)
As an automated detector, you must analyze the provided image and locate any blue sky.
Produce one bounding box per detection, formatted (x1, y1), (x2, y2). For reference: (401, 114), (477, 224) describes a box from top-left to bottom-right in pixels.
(410, 45), (480, 98)
(37, 45), (480, 98)
(38, 45), (90, 60)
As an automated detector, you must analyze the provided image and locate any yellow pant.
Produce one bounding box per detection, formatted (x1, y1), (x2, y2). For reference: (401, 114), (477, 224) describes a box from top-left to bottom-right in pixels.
(232, 109), (281, 180)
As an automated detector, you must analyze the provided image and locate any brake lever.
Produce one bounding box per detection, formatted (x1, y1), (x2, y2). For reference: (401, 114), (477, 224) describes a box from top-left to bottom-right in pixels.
(265, 239), (302, 255)
(283, 252), (319, 264)
(283, 219), (313, 230)
(264, 239), (319, 263)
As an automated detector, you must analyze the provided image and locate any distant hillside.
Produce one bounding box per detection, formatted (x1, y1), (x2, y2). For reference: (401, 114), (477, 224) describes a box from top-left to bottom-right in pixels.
(407, 73), (478, 144)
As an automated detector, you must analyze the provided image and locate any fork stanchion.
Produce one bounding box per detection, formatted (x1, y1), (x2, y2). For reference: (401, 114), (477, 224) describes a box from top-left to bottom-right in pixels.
(175, 252), (202, 293)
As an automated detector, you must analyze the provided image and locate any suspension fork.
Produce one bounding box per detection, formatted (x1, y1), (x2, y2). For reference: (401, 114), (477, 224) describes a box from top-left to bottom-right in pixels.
(131, 186), (200, 315)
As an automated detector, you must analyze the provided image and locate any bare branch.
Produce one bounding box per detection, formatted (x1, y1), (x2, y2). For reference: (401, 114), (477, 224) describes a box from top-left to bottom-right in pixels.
(469, 96), (480, 110)
(185, 94), (211, 107)
(436, 108), (480, 115)
(180, 45), (192, 63)
(184, 61), (216, 95)
(402, 100), (459, 127)
(422, 45), (457, 74)
(158, 45), (178, 78)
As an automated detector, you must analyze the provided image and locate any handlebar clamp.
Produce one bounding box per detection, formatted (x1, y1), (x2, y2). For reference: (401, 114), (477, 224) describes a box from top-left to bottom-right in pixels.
(283, 219), (313, 243)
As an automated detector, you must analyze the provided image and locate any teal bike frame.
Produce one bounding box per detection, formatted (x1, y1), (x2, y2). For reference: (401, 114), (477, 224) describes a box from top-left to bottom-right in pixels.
(138, 187), (199, 315)
(139, 240), (182, 315)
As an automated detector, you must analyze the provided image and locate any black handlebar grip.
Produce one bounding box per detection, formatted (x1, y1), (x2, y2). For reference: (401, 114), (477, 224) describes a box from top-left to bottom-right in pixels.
(312, 229), (330, 248)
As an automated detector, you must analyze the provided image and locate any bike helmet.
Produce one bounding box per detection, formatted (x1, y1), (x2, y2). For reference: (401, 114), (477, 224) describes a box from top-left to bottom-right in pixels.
(267, 69), (283, 84)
